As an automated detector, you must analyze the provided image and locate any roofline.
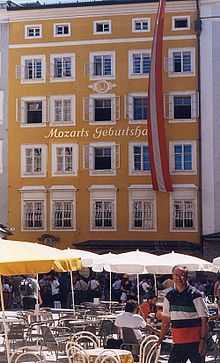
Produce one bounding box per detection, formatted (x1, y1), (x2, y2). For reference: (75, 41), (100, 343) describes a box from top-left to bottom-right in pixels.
(7, 0), (194, 11)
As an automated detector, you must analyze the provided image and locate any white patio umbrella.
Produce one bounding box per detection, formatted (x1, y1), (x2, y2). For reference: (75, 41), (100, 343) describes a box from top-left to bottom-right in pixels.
(212, 256), (220, 271)
(147, 251), (216, 274)
(93, 250), (160, 304)
(61, 249), (99, 312)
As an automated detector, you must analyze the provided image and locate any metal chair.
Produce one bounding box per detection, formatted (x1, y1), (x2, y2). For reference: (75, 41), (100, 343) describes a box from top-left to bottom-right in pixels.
(66, 343), (89, 363)
(139, 335), (160, 363)
(40, 325), (70, 360)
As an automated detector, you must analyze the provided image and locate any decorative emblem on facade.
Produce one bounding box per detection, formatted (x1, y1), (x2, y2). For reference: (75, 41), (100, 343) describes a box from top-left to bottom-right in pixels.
(88, 80), (116, 93)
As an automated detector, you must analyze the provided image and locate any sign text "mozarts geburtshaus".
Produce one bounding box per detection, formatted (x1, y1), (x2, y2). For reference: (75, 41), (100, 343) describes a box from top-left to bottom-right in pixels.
(45, 126), (148, 139)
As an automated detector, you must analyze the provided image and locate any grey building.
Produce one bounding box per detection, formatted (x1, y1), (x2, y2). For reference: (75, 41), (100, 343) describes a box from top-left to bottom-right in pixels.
(0, 3), (8, 229)
(200, 0), (220, 259)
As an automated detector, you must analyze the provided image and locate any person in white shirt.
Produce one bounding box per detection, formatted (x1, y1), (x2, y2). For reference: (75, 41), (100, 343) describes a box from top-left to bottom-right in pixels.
(115, 301), (146, 342)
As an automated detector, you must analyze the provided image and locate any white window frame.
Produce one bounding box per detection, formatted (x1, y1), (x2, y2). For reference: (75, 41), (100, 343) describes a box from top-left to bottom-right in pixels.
(89, 185), (117, 231)
(50, 53), (75, 82)
(25, 24), (42, 39)
(20, 186), (47, 232)
(128, 185), (156, 231)
(52, 143), (78, 176)
(21, 55), (45, 84)
(169, 140), (197, 175)
(54, 23), (71, 37)
(50, 186), (76, 231)
(168, 48), (195, 77)
(127, 92), (148, 124)
(172, 16), (190, 31)
(170, 185), (198, 232)
(20, 96), (47, 127)
(132, 18), (151, 33)
(89, 51), (115, 80)
(88, 142), (117, 176)
(93, 20), (112, 34)
(21, 144), (47, 178)
(50, 95), (75, 126)
(87, 94), (118, 125)
(128, 49), (151, 79)
(129, 142), (151, 176)
(167, 91), (198, 123)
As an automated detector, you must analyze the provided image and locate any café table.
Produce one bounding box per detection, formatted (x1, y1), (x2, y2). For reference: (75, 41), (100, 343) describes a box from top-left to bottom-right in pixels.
(84, 348), (134, 363)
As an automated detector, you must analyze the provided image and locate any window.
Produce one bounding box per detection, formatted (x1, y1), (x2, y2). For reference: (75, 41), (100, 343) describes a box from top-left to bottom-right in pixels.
(50, 186), (76, 230)
(25, 25), (42, 39)
(54, 23), (71, 37)
(128, 94), (148, 122)
(173, 200), (194, 229)
(52, 144), (78, 176)
(50, 54), (75, 81)
(89, 185), (116, 230)
(170, 141), (196, 174)
(167, 93), (198, 121)
(21, 187), (46, 231)
(50, 95), (75, 125)
(84, 143), (119, 176)
(129, 143), (150, 175)
(20, 97), (46, 126)
(129, 186), (156, 231)
(172, 16), (190, 31)
(132, 18), (150, 32)
(89, 52), (115, 79)
(21, 145), (47, 177)
(168, 48), (195, 76)
(23, 201), (44, 230)
(129, 50), (151, 78)
(84, 95), (119, 124)
(93, 20), (111, 34)
(170, 187), (197, 231)
(21, 56), (45, 83)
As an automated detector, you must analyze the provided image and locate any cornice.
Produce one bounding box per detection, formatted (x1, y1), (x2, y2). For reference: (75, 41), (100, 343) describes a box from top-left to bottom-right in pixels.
(7, 1), (196, 22)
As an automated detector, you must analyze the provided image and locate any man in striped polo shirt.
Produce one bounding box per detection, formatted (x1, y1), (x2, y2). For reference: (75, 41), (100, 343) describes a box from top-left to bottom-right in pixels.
(157, 266), (208, 363)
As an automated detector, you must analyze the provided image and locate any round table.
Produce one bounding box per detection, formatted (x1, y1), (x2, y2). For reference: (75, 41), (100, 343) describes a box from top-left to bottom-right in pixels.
(85, 348), (134, 363)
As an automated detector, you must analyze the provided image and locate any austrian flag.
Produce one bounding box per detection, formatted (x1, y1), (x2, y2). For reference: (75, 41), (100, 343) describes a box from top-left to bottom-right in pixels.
(148, 0), (173, 192)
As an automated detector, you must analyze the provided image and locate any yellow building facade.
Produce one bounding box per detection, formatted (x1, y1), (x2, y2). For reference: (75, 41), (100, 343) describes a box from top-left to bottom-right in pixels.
(7, 0), (200, 253)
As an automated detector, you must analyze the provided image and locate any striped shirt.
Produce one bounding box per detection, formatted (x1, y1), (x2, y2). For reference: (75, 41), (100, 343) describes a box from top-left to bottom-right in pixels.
(163, 284), (208, 344)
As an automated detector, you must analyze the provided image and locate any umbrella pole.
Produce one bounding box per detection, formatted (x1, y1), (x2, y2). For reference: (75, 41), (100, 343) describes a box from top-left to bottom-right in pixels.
(154, 274), (157, 296)
(137, 274), (140, 305)
(0, 276), (11, 363)
(109, 271), (112, 312)
(70, 271), (75, 315)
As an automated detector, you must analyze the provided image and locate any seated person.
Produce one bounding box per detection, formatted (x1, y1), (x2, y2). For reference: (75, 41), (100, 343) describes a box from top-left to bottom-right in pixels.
(139, 293), (157, 321)
(115, 301), (146, 342)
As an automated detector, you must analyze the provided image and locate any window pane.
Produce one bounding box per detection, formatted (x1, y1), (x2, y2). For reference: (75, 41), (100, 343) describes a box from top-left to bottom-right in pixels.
(24, 200), (43, 229)
(183, 144), (192, 170)
(94, 98), (112, 121)
(133, 96), (147, 120)
(174, 96), (191, 119)
(133, 146), (142, 170)
(94, 147), (111, 170)
(143, 145), (150, 171)
(183, 52), (191, 72)
(26, 101), (42, 124)
(173, 52), (182, 72)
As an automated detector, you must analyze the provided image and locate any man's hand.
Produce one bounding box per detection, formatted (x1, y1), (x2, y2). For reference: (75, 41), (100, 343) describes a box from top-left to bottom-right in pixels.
(198, 339), (207, 356)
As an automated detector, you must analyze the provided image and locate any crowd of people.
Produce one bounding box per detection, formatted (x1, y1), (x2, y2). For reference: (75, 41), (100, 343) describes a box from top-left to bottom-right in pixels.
(1, 270), (217, 311)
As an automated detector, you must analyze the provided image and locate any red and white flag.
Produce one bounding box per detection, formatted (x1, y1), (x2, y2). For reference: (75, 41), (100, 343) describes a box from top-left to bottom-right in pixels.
(148, 0), (172, 192)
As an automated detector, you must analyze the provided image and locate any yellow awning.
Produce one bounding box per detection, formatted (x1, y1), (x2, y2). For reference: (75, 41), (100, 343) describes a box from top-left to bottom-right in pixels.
(0, 239), (81, 275)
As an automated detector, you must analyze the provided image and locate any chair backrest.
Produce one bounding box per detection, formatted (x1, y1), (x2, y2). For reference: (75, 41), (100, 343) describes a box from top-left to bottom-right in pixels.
(121, 327), (139, 344)
(72, 331), (100, 349)
(94, 350), (120, 363)
(139, 335), (160, 363)
(66, 344), (89, 363)
(14, 352), (45, 363)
